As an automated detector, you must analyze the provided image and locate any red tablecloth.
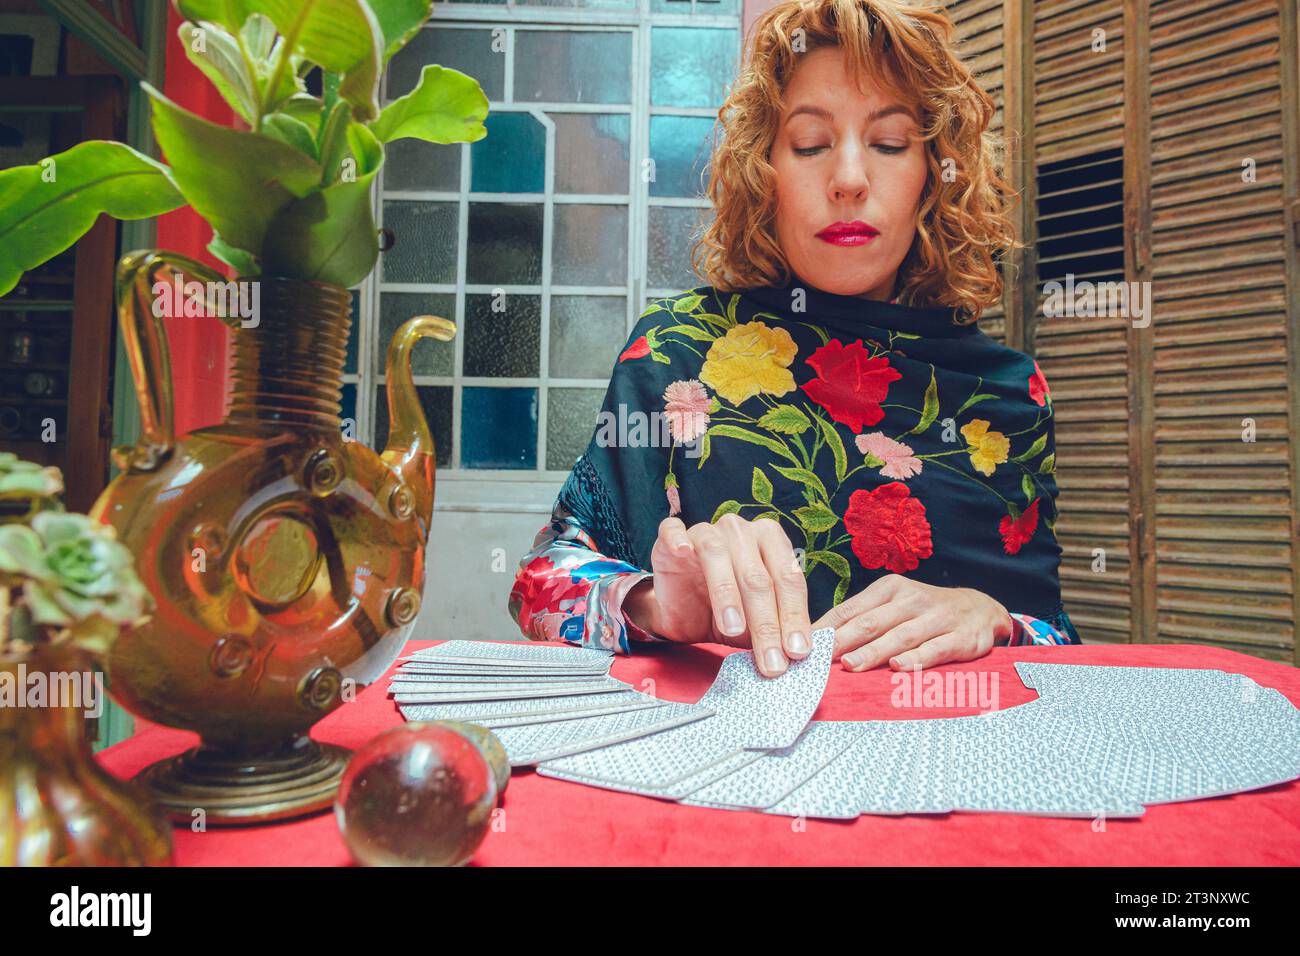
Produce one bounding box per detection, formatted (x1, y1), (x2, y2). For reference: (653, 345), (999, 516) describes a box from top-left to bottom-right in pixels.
(96, 641), (1300, 866)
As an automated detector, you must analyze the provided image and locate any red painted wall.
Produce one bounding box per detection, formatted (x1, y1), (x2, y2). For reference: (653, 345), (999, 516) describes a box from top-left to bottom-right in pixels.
(154, 4), (232, 435)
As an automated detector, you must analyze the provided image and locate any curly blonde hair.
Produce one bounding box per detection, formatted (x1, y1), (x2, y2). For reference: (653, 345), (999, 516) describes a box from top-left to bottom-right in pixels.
(690, 0), (1019, 322)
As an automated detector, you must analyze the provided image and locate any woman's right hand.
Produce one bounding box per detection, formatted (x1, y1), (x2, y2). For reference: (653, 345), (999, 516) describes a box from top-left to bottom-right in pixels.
(623, 514), (812, 677)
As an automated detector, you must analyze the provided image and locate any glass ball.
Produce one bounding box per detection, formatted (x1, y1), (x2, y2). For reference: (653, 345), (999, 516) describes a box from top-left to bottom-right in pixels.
(335, 722), (498, 866)
(442, 720), (510, 796)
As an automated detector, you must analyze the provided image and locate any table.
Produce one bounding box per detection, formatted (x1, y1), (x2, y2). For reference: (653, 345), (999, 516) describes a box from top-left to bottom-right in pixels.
(96, 641), (1300, 866)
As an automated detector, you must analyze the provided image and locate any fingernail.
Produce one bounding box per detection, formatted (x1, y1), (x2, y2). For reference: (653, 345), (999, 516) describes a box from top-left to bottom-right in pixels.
(723, 606), (743, 635)
(843, 650), (863, 669)
(764, 647), (787, 675)
(787, 631), (808, 654)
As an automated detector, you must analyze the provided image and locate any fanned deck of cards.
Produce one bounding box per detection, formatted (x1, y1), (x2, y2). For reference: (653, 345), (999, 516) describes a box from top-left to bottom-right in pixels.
(390, 632), (1300, 819)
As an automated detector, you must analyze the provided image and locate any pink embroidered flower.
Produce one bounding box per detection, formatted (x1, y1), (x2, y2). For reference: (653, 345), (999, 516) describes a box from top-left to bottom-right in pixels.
(663, 379), (711, 443)
(855, 431), (923, 480)
(666, 484), (681, 516)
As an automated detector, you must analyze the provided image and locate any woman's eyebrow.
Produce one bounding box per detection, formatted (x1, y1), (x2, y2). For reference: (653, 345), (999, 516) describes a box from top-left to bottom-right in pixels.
(783, 103), (917, 125)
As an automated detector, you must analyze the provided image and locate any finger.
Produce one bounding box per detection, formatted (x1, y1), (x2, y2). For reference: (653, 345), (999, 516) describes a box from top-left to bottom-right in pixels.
(841, 613), (945, 671)
(888, 632), (971, 672)
(813, 573), (906, 641)
(754, 519), (812, 659)
(654, 516), (694, 559)
(686, 522), (747, 641)
(717, 516), (787, 677)
(832, 589), (923, 660)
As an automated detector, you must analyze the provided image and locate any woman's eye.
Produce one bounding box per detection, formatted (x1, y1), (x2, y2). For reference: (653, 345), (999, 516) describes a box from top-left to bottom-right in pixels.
(793, 145), (827, 156)
(873, 143), (907, 155)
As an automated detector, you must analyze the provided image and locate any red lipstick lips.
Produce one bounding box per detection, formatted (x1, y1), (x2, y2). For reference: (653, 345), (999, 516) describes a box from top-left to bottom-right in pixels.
(816, 220), (880, 246)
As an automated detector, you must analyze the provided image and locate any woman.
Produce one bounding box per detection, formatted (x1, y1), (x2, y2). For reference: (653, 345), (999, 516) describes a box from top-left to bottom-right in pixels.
(509, 0), (1080, 677)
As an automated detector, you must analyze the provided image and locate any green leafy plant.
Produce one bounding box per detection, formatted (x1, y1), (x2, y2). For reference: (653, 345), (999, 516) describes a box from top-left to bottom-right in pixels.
(0, 0), (488, 295)
(0, 460), (152, 661)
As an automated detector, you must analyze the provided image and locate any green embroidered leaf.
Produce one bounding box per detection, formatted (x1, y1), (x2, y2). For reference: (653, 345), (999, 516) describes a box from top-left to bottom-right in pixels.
(814, 415), (847, 482)
(751, 467), (773, 504)
(660, 323), (715, 341)
(801, 487), (818, 506)
(707, 424), (800, 465)
(726, 293), (739, 325)
(956, 392), (999, 415)
(758, 404), (811, 435)
(672, 293), (706, 313)
(797, 321), (829, 347)
(753, 511), (782, 524)
(908, 369), (939, 435)
(805, 549), (850, 579)
(696, 432), (711, 468)
(664, 471), (677, 489)
(793, 503), (838, 533)
(694, 311), (729, 330)
(1021, 474), (1035, 503)
(862, 452), (885, 468)
(1007, 501), (1022, 521)
(1039, 452), (1056, 474)
(832, 575), (850, 607)
(650, 351), (671, 364)
(1013, 432), (1048, 463)
(892, 330), (922, 340)
(711, 499), (742, 522)
(772, 464), (828, 502)
(708, 397), (721, 413)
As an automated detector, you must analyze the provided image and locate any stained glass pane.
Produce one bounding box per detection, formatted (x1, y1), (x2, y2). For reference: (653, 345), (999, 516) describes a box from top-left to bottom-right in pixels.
(377, 292), (456, 377)
(515, 31), (632, 104)
(549, 296), (625, 379)
(381, 201), (458, 284)
(471, 113), (545, 193)
(461, 387), (537, 468)
(647, 205), (706, 289)
(373, 385), (453, 468)
(649, 115), (715, 198)
(384, 138), (460, 192)
(463, 293), (540, 377)
(467, 203), (544, 285)
(387, 28), (504, 101)
(552, 113), (630, 195)
(552, 204), (628, 286)
(650, 27), (739, 108)
(546, 387), (605, 470)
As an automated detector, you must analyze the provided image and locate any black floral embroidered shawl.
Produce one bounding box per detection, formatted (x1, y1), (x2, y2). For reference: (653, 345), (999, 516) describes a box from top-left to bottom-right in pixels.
(557, 275), (1080, 642)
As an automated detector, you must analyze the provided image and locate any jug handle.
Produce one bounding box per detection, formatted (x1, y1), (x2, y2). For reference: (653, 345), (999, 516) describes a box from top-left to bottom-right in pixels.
(381, 315), (457, 525)
(112, 250), (239, 472)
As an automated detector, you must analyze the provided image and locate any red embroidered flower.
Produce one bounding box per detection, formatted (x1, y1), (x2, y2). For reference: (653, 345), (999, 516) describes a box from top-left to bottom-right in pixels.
(843, 482), (934, 573)
(999, 498), (1040, 555)
(801, 339), (902, 432)
(1028, 361), (1051, 407)
(619, 335), (650, 363)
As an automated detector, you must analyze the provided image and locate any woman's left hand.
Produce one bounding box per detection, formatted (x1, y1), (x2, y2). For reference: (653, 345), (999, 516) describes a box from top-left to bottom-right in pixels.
(812, 574), (1013, 671)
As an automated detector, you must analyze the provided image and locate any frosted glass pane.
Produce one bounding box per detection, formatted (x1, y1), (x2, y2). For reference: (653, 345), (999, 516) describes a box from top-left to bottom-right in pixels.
(384, 138), (460, 192)
(373, 385), (452, 468)
(461, 387), (537, 469)
(547, 387), (605, 470)
(377, 292), (456, 377)
(647, 205), (706, 289)
(650, 27), (739, 107)
(515, 31), (632, 104)
(552, 113), (630, 195)
(649, 115), (715, 198)
(463, 293), (540, 378)
(471, 112), (545, 193)
(549, 295), (625, 379)
(381, 201), (458, 284)
(552, 204), (628, 286)
(467, 203), (544, 285)
(387, 28), (504, 101)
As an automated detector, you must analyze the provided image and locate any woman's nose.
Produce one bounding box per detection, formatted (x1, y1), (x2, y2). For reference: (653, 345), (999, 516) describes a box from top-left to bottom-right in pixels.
(829, 143), (869, 201)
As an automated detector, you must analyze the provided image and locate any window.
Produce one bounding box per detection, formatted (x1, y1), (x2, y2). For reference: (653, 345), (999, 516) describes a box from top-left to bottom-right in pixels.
(344, 0), (741, 479)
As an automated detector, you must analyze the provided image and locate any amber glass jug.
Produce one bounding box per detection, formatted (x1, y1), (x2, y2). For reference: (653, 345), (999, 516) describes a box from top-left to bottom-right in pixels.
(92, 251), (454, 824)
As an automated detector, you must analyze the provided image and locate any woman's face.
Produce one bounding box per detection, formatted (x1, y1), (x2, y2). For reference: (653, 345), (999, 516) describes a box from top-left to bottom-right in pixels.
(770, 46), (930, 301)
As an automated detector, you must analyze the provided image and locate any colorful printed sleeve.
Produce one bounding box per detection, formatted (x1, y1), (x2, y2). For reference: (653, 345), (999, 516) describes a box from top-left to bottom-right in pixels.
(1003, 611), (1076, 646)
(508, 496), (670, 654)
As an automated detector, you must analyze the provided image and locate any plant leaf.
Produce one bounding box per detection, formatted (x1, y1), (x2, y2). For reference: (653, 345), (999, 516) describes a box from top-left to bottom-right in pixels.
(908, 368), (939, 435)
(814, 414), (847, 482)
(262, 111), (319, 158)
(1038, 452), (1056, 474)
(178, 20), (258, 124)
(758, 404), (811, 435)
(1012, 432), (1048, 463)
(208, 233), (260, 276)
(805, 548), (850, 580)
(1021, 474), (1035, 504)
(711, 500), (742, 522)
(706, 424), (800, 466)
(316, 100), (353, 184)
(751, 467), (772, 505)
(0, 141), (184, 297)
(672, 292), (705, 313)
(363, 0), (433, 62)
(956, 391), (998, 415)
(368, 64), (488, 144)
(145, 82), (320, 257)
(793, 503), (838, 533)
(773, 464), (828, 502)
(659, 323), (714, 342)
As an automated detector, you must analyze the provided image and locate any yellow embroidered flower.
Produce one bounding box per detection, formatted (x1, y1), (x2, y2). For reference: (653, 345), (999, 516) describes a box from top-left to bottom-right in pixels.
(699, 321), (797, 405)
(960, 419), (1009, 476)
